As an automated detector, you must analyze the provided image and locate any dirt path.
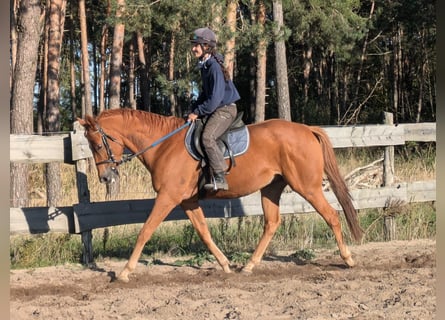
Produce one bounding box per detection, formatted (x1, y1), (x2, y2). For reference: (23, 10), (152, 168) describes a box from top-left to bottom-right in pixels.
(10, 239), (435, 320)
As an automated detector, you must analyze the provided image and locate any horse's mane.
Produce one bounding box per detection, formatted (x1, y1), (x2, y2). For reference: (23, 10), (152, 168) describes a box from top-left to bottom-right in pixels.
(96, 109), (185, 134)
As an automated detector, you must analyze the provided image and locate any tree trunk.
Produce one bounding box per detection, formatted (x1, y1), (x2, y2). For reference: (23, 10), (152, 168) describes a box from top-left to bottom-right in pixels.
(248, 1), (256, 124)
(136, 30), (150, 111)
(99, 26), (109, 113)
(353, 0), (375, 111)
(128, 36), (136, 109)
(254, 0), (267, 123)
(168, 31), (177, 116)
(416, 28), (426, 123)
(342, 71), (349, 123)
(225, 0), (237, 80)
(46, 0), (65, 132)
(393, 26), (400, 124)
(37, 17), (48, 135)
(397, 27), (403, 122)
(68, 1), (77, 121)
(422, 27), (434, 120)
(108, 0), (126, 109)
(327, 52), (338, 124)
(302, 46), (312, 123)
(211, 2), (223, 30)
(10, 0), (42, 207)
(10, 0), (19, 89)
(45, 0), (66, 207)
(93, 37), (98, 115)
(272, 0), (291, 121)
(79, 0), (93, 116)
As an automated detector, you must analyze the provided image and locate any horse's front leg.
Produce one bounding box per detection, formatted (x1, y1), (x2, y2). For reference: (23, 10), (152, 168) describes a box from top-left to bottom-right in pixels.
(181, 200), (232, 273)
(117, 196), (177, 282)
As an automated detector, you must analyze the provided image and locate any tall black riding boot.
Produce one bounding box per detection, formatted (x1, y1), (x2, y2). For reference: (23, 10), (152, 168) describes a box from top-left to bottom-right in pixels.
(204, 172), (229, 191)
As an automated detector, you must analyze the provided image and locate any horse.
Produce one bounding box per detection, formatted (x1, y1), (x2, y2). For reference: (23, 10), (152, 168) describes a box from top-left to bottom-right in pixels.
(78, 108), (363, 282)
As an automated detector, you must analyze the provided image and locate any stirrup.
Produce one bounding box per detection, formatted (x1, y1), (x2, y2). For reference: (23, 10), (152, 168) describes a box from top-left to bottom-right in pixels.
(204, 173), (228, 191)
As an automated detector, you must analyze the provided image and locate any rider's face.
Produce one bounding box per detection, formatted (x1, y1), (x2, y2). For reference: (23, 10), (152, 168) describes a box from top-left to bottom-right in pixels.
(191, 43), (205, 59)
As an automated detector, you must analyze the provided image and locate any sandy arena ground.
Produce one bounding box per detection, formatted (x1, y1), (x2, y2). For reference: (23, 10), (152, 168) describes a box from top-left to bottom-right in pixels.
(10, 239), (435, 320)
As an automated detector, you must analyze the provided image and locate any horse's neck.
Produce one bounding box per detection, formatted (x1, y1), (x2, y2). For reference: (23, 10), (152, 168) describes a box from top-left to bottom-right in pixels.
(110, 111), (183, 152)
(140, 113), (184, 139)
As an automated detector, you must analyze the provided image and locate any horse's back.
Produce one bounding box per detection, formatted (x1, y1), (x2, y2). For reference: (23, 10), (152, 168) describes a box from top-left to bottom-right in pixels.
(248, 118), (311, 131)
(247, 119), (319, 146)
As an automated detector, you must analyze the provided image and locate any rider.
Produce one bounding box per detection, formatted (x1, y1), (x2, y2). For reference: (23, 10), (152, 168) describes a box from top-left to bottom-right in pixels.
(187, 27), (241, 191)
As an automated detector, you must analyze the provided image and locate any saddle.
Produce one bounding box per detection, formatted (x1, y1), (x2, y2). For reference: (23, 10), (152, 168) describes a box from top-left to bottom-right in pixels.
(185, 112), (250, 173)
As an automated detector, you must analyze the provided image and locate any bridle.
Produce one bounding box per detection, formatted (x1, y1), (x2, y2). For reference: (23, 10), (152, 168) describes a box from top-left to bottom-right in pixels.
(91, 121), (192, 166)
(93, 127), (128, 166)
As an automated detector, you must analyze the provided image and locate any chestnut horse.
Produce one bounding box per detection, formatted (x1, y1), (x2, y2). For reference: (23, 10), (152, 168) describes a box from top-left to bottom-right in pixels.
(78, 109), (363, 282)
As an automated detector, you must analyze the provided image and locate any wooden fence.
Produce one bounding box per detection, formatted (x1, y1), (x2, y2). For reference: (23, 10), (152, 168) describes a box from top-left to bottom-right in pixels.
(10, 115), (436, 264)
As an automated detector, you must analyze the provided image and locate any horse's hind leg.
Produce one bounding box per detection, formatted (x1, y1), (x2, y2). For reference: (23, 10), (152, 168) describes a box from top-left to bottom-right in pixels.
(181, 200), (232, 273)
(304, 189), (354, 267)
(243, 180), (287, 273)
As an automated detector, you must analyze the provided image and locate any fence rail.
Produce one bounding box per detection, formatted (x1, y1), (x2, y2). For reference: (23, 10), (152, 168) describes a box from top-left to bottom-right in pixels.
(10, 180), (435, 235)
(10, 123), (436, 164)
(10, 118), (436, 263)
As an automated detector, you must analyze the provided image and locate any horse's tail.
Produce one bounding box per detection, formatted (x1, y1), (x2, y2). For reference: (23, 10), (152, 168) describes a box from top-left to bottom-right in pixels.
(310, 126), (364, 242)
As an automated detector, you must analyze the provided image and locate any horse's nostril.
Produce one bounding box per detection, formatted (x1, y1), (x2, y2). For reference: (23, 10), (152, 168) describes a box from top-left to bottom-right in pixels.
(100, 174), (112, 184)
(100, 167), (119, 184)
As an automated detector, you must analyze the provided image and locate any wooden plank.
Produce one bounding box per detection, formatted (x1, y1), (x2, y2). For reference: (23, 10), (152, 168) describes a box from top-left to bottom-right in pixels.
(322, 124), (405, 148)
(279, 184), (409, 213)
(73, 200), (185, 233)
(406, 180), (436, 202)
(349, 184), (409, 209)
(70, 181), (435, 233)
(71, 122), (93, 161)
(10, 134), (73, 164)
(12, 122), (434, 164)
(10, 206), (75, 234)
(11, 181), (435, 234)
(399, 123), (436, 142)
(73, 196), (264, 233)
(11, 122), (435, 163)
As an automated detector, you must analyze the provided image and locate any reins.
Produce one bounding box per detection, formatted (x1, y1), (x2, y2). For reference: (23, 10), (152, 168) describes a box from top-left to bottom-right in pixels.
(95, 121), (191, 166)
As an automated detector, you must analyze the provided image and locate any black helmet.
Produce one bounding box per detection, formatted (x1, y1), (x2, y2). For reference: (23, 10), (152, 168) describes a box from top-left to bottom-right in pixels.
(190, 27), (217, 48)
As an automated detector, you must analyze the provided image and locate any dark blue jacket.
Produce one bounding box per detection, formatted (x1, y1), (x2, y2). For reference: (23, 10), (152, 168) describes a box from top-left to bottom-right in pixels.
(192, 55), (240, 116)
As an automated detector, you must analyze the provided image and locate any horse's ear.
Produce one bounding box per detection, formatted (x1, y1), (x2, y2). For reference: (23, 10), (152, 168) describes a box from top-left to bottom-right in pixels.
(77, 117), (86, 126)
(77, 115), (96, 129)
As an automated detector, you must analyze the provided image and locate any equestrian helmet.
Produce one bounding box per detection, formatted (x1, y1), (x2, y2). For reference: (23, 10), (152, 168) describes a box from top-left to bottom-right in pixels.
(190, 27), (217, 48)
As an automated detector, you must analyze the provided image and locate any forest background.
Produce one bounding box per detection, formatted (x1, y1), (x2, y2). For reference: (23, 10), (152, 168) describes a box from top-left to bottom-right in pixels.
(10, 0), (436, 207)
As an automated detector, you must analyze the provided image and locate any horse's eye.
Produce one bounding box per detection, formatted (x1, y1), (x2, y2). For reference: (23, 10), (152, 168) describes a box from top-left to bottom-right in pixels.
(94, 144), (103, 151)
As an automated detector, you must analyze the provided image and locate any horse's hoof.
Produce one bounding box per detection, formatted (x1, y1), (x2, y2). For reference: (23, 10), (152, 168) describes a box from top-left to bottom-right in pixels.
(241, 266), (253, 274)
(116, 274), (130, 283)
(241, 268), (253, 276)
(222, 265), (232, 273)
(344, 256), (355, 268)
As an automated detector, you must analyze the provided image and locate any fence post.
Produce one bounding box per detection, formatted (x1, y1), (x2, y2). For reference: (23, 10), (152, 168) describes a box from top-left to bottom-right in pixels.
(383, 112), (396, 240)
(72, 122), (94, 267)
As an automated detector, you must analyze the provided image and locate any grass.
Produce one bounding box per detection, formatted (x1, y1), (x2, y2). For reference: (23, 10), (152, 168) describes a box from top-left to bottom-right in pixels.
(10, 143), (436, 269)
(10, 234), (83, 269)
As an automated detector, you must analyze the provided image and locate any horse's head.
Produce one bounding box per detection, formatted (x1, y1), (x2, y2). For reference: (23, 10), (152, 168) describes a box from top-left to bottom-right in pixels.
(77, 115), (124, 185)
